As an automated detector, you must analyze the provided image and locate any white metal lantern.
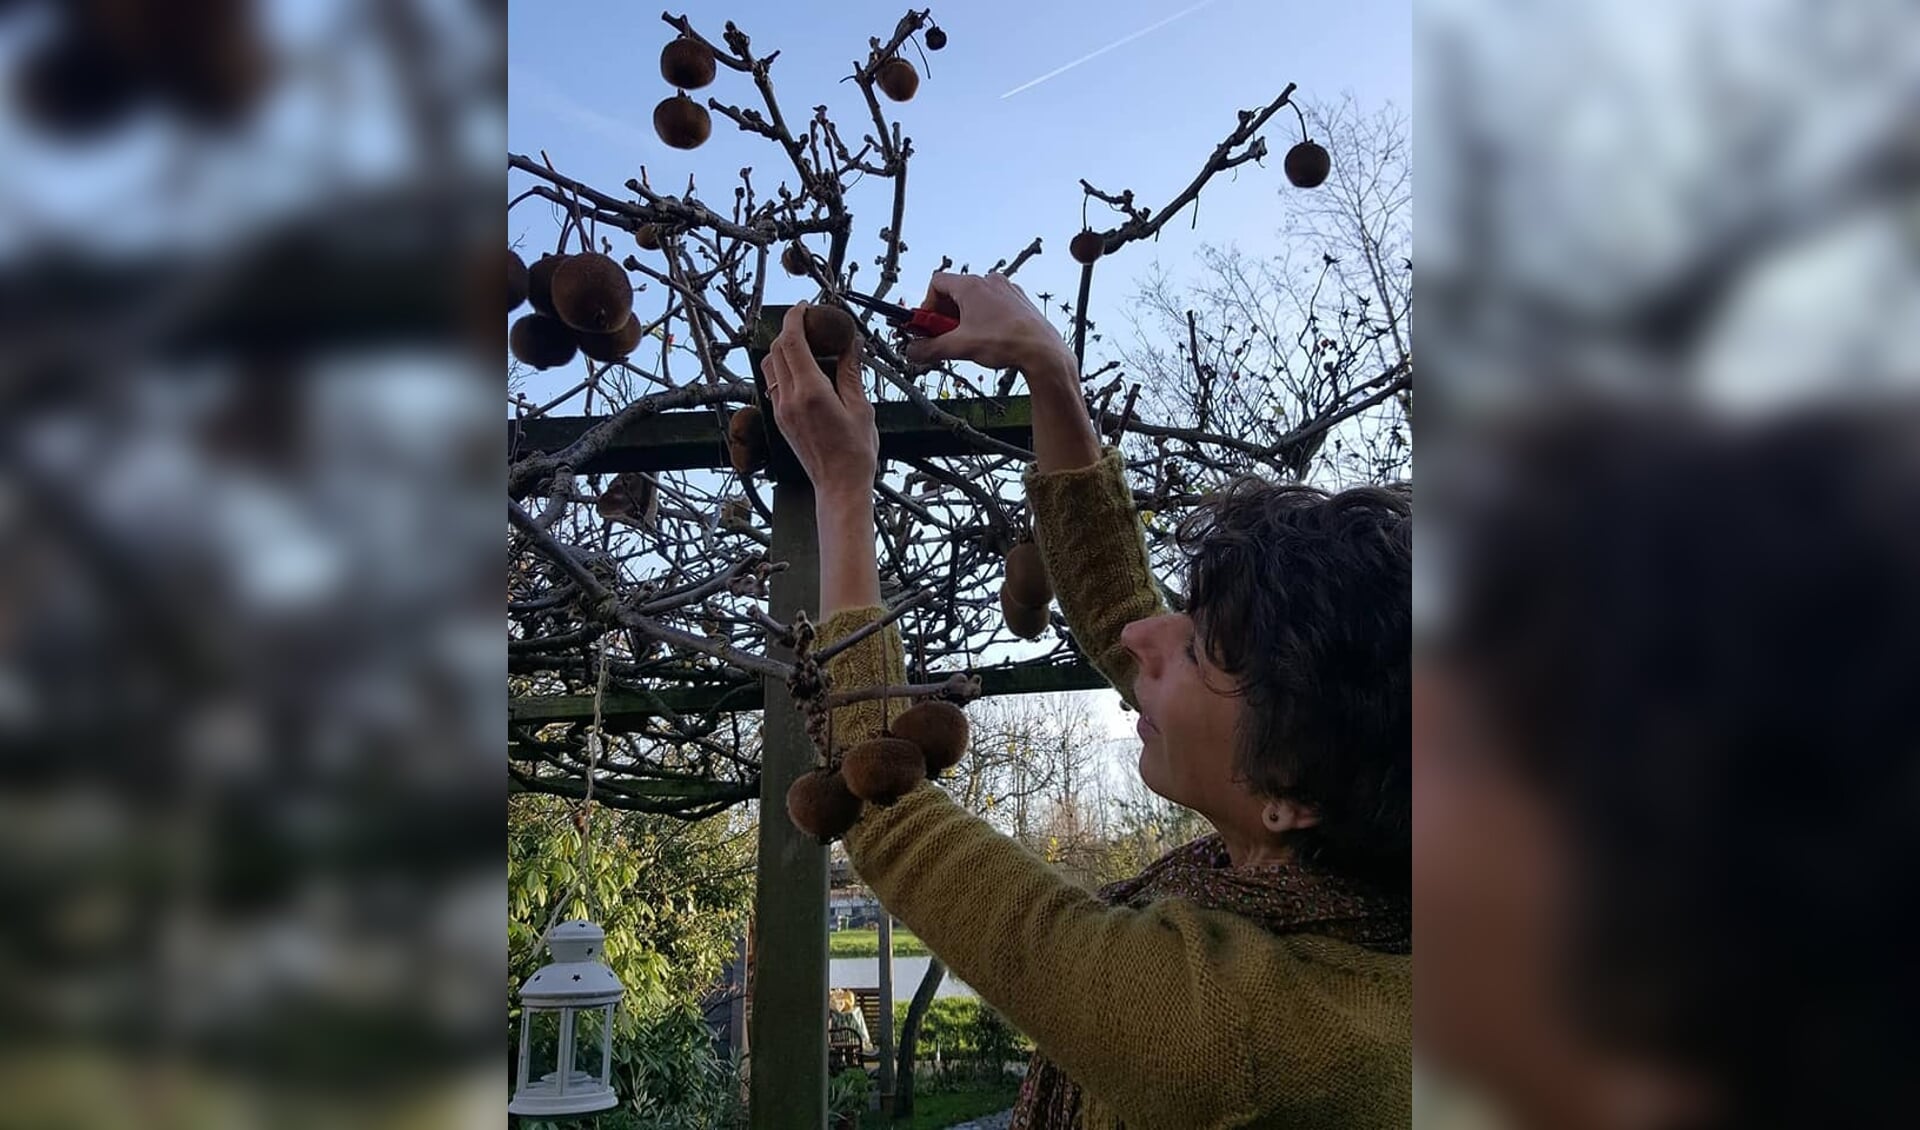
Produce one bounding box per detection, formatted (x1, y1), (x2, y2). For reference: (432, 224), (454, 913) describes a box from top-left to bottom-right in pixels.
(510, 919), (625, 1117)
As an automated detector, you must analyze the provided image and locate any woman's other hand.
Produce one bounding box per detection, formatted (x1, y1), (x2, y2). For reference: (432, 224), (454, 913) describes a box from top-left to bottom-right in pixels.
(762, 301), (878, 508)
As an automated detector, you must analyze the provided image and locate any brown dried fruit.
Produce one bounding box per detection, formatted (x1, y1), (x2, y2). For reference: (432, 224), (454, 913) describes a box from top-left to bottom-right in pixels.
(841, 737), (927, 806)
(876, 57), (919, 102)
(527, 253), (568, 316)
(595, 471), (658, 529)
(576, 315), (643, 362)
(510, 313), (578, 370)
(508, 250), (529, 313)
(1284, 140), (1330, 189)
(1000, 587), (1049, 640)
(924, 26), (947, 50)
(802, 304), (859, 360)
(660, 37), (717, 90)
(787, 768), (863, 843)
(728, 406), (767, 476)
(888, 702), (969, 775)
(1069, 230), (1104, 265)
(654, 91), (712, 149)
(781, 242), (810, 276)
(550, 252), (633, 334)
(1004, 541), (1053, 609)
(635, 224), (662, 251)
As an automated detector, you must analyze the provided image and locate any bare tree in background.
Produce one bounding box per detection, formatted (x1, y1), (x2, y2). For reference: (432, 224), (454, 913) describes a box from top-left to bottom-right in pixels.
(1113, 95), (1411, 493)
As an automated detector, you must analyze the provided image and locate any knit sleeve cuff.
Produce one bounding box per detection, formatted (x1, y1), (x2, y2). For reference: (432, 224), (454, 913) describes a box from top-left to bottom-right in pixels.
(815, 605), (909, 748)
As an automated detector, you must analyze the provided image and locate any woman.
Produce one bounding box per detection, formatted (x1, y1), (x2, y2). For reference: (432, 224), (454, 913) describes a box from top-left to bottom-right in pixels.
(760, 273), (1411, 1129)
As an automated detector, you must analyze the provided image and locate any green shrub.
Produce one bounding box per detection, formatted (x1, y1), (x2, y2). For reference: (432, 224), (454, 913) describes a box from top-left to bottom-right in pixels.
(829, 1067), (872, 1116)
(890, 998), (1033, 1070)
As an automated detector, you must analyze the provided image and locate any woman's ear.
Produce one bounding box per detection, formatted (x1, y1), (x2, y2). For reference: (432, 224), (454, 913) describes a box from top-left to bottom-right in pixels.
(1262, 798), (1320, 833)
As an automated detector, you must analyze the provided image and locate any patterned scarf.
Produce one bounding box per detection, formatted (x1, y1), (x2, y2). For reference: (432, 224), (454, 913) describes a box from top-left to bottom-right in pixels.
(1007, 835), (1411, 1130)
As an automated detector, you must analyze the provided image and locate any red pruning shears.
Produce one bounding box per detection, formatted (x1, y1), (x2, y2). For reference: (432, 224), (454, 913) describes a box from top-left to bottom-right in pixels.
(841, 290), (960, 338)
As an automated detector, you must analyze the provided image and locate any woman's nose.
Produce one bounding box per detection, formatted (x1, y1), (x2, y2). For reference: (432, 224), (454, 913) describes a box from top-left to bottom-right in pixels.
(1120, 615), (1166, 675)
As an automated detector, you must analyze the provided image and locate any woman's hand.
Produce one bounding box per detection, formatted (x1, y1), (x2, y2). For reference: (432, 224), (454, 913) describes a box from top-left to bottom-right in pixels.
(762, 301), (878, 508)
(762, 302), (884, 615)
(905, 272), (1101, 473)
(902, 271), (1077, 380)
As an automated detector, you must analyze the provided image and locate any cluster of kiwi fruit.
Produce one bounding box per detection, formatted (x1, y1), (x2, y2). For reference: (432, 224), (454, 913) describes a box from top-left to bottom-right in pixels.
(1000, 540), (1053, 639)
(787, 699), (970, 843)
(15, 0), (269, 138)
(654, 35), (717, 150)
(726, 304), (860, 476)
(508, 249), (639, 369)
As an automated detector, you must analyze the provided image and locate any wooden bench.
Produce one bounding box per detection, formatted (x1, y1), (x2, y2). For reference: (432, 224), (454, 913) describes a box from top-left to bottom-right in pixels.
(850, 987), (886, 1042)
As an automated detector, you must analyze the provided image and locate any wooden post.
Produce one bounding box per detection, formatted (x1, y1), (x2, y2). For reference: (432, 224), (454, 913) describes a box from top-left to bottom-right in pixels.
(877, 913), (896, 1116)
(749, 469), (828, 1128)
(731, 930), (748, 1060)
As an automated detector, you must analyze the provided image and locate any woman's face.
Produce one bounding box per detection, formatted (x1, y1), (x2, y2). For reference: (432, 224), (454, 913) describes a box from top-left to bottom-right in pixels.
(1120, 611), (1252, 817)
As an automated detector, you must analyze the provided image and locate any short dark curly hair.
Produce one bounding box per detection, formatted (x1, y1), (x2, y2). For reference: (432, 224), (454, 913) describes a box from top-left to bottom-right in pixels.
(1174, 477), (1412, 893)
(1432, 400), (1920, 1129)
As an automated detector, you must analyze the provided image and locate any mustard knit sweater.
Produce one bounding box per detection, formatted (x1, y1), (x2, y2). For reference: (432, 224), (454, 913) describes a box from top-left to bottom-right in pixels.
(820, 445), (1411, 1130)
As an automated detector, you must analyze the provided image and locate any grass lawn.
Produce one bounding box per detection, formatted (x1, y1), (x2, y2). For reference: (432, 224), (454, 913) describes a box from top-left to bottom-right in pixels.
(830, 926), (929, 958)
(859, 1081), (1021, 1129)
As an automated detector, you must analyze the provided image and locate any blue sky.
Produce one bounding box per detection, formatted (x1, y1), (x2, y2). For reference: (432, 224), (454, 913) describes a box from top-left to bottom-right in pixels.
(509, 0), (1408, 347)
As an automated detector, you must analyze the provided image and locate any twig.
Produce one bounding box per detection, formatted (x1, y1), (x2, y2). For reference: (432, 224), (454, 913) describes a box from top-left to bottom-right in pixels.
(814, 587), (937, 663)
(824, 672), (982, 709)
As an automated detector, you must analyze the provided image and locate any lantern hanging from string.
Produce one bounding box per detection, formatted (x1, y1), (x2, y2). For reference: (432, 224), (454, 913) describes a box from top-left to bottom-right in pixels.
(509, 919), (624, 1117)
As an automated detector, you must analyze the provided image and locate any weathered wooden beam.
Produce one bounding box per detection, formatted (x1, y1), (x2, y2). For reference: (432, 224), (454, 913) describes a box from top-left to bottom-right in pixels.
(509, 395), (1033, 476)
(503, 767), (756, 809)
(508, 660), (1114, 729)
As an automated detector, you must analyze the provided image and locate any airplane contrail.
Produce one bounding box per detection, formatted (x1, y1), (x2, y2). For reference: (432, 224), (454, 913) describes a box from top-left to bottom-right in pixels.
(1000, 0), (1221, 99)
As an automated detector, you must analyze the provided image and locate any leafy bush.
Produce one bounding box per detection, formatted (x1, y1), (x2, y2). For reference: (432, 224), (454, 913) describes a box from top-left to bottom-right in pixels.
(890, 998), (1032, 1071)
(511, 1001), (745, 1130)
(829, 1067), (872, 1116)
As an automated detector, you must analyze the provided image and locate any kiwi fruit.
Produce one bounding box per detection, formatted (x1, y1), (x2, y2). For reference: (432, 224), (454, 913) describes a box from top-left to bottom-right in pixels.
(576, 315), (643, 362)
(654, 92), (712, 150)
(1069, 230), (1104, 265)
(527, 253), (568, 316)
(549, 252), (633, 334)
(728, 406), (767, 476)
(635, 224), (662, 251)
(1004, 541), (1053, 609)
(510, 314), (578, 370)
(924, 26), (947, 51)
(781, 242), (810, 276)
(1000, 587), (1049, 640)
(595, 471), (657, 528)
(802, 304), (859, 360)
(1284, 140), (1331, 189)
(787, 768), (864, 843)
(660, 37), (717, 90)
(876, 57), (919, 102)
(508, 250), (529, 313)
(841, 737), (927, 806)
(888, 702), (969, 775)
